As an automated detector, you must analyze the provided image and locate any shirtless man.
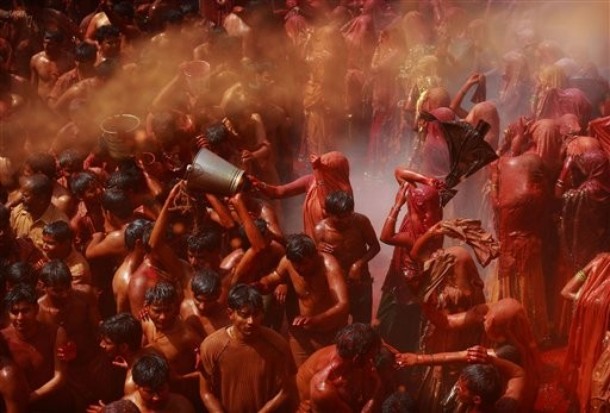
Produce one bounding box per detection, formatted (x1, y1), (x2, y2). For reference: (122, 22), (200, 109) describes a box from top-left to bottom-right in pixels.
(257, 234), (349, 366)
(42, 221), (92, 291)
(141, 282), (202, 408)
(36, 261), (101, 370)
(85, 187), (133, 263)
(127, 183), (190, 317)
(308, 323), (383, 413)
(85, 313), (145, 412)
(86, 187), (135, 317)
(228, 192), (285, 329)
(199, 284), (297, 412)
(0, 334), (29, 413)
(123, 353), (195, 413)
(113, 219), (152, 313)
(1, 285), (70, 411)
(30, 31), (74, 102)
(314, 191), (380, 323)
(180, 269), (230, 338)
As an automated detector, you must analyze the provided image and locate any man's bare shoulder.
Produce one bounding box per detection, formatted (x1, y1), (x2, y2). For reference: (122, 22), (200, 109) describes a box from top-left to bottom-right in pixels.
(352, 212), (373, 226)
(30, 51), (47, 63)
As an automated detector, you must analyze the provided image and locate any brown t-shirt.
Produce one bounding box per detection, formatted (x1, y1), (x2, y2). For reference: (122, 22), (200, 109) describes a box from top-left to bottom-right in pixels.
(200, 326), (296, 412)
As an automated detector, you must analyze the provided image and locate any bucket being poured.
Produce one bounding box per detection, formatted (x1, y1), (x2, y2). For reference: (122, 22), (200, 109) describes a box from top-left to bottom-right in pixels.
(182, 60), (211, 96)
(100, 114), (140, 160)
(186, 148), (245, 196)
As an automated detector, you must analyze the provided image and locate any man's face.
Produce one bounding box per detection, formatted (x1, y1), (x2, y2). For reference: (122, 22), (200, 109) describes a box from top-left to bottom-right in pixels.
(9, 301), (38, 336)
(100, 36), (121, 58)
(148, 301), (178, 331)
(81, 182), (102, 204)
(194, 293), (221, 315)
(42, 234), (71, 260)
(99, 336), (119, 358)
(21, 183), (49, 216)
(456, 376), (475, 406)
(138, 384), (170, 410)
(229, 305), (263, 339)
(43, 36), (61, 55)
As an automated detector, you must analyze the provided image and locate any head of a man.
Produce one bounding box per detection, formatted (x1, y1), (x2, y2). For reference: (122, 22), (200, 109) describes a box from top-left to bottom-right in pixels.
(70, 172), (103, 204)
(186, 230), (222, 270)
(191, 269), (223, 315)
(456, 364), (503, 411)
(227, 284), (263, 339)
(43, 30), (63, 56)
(132, 353), (172, 410)
(96, 25), (121, 58)
(335, 323), (381, 367)
(101, 187), (133, 224)
(4, 262), (37, 292)
(74, 42), (97, 74)
(324, 190), (355, 230)
(5, 285), (39, 338)
(99, 312), (143, 359)
(40, 260), (72, 306)
(124, 219), (152, 253)
(21, 174), (53, 219)
(42, 220), (73, 260)
(285, 234), (318, 276)
(144, 282), (180, 331)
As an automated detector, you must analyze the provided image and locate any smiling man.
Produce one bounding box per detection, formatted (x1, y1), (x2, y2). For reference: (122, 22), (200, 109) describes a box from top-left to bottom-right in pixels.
(198, 284), (297, 412)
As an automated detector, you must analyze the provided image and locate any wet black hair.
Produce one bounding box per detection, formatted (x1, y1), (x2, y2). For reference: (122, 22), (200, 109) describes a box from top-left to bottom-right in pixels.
(325, 190), (354, 216)
(285, 234), (316, 263)
(39, 260), (71, 287)
(43, 220), (73, 243)
(227, 284), (263, 312)
(99, 312), (143, 352)
(132, 353), (170, 390)
(191, 269), (222, 297)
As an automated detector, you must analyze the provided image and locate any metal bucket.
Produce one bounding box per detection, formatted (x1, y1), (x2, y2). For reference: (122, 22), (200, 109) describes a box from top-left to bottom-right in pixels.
(100, 114), (140, 160)
(186, 148), (245, 196)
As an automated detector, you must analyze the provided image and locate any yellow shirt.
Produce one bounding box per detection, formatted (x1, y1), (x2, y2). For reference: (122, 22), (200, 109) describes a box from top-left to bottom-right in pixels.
(10, 203), (69, 250)
(65, 248), (92, 286)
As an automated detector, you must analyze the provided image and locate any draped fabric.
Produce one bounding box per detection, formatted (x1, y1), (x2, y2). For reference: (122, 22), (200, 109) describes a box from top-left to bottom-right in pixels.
(536, 87), (592, 131)
(563, 253), (610, 412)
(377, 184), (442, 353)
(561, 149), (610, 271)
(494, 154), (550, 343)
(498, 51), (533, 123)
(528, 118), (564, 180)
(303, 151), (352, 237)
(485, 298), (542, 407)
(421, 108), (455, 179)
(381, 184), (443, 295)
(417, 246), (485, 413)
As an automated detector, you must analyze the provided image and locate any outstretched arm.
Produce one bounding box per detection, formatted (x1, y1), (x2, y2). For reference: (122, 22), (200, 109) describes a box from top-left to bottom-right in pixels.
(250, 174), (313, 199)
(148, 181), (186, 279)
(561, 269), (587, 301)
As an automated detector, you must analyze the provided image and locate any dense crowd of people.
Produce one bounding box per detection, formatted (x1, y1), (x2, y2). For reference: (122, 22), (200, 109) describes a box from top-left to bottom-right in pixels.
(0, 0), (607, 412)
